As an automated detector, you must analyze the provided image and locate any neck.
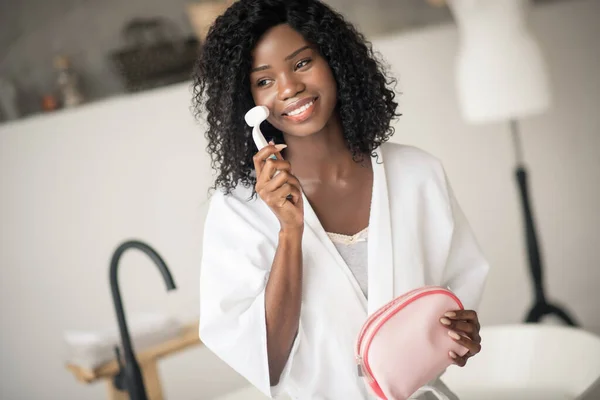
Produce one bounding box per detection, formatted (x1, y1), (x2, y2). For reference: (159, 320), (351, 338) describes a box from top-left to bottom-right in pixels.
(282, 114), (367, 183)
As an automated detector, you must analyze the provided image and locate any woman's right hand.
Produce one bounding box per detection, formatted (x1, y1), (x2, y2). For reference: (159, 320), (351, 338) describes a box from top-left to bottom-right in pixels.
(253, 143), (304, 232)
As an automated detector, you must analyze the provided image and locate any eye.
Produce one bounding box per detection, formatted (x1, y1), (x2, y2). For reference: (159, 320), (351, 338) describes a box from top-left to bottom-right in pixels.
(295, 58), (312, 70)
(257, 78), (272, 87)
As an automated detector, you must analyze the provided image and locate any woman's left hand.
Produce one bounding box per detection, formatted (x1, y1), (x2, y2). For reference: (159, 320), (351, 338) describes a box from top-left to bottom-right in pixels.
(440, 310), (481, 367)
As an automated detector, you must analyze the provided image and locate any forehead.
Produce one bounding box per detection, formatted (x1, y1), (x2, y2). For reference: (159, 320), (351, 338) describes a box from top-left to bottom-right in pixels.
(251, 24), (310, 66)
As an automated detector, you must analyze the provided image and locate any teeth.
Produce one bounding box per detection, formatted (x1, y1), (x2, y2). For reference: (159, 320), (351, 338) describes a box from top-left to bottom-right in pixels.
(287, 101), (314, 116)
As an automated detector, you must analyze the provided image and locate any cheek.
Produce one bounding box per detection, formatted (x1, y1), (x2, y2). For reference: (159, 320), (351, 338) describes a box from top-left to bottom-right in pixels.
(311, 66), (337, 101)
(250, 90), (263, 107)
(251, 87), (276, 109)
(325, 70), (338, 96)
(267, 112), (286, 131)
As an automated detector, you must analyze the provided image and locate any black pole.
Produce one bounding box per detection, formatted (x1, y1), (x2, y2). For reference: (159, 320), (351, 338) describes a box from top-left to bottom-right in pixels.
(510, 120), (578, 326)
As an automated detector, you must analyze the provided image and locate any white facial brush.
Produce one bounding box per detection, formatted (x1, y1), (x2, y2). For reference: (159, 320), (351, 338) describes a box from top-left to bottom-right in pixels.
(245, 105), (277, 160)
(246, 106), (293, 199)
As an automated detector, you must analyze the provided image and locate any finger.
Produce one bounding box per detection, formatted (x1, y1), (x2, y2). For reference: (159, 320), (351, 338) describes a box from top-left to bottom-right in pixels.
(262, 178), (301, 208)
(265, 140), (285, 162)
(271, 182), (302, 207)
(258, 159), (292, 183)
(263, 171), (301, 197)
(440, 317), (481, 344)
(449, 351), (468, 367)
(447, 329), (481, 356)
(279, 175), (303, 206)
(253, 144), (287, 177)
(440, 319), (479, 340)
(444, 309), (480, 331)
(278, 172), (302, 194)
(444, 310), (479, 323)
(253, 145), (287, 178)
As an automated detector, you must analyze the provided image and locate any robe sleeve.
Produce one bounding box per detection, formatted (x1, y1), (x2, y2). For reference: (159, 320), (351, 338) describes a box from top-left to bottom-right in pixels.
(199, 190), (300, 398)
(440, 172), (491, 312)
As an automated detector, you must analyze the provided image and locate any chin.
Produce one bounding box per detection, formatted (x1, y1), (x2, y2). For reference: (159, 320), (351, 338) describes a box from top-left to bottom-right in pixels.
(279, 119), (329, 138)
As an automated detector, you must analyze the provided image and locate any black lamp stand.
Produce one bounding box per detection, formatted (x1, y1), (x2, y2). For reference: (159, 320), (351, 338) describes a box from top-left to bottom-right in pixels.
(509, 120), (578, 326)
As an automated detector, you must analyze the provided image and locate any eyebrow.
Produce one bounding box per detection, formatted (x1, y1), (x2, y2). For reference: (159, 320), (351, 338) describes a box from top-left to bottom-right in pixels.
(250, 45), (312, 73)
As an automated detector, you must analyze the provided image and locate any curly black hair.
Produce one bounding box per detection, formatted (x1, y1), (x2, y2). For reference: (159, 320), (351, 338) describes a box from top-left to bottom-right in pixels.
(192, 0), (400, 195)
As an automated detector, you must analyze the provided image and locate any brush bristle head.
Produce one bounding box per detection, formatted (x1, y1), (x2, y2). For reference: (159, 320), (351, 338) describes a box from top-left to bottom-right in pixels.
(244, 106), (270, 127)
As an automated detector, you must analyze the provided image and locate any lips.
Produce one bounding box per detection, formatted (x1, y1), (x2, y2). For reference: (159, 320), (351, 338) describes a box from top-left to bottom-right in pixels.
(282, 97), (318, 116)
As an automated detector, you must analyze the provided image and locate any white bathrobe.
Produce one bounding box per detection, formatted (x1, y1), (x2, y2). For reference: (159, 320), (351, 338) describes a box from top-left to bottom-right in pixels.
(199, 143), (490, 399)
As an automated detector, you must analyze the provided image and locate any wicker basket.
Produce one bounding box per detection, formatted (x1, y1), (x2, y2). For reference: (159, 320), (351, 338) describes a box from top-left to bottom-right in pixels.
(110, 18), (200, 93)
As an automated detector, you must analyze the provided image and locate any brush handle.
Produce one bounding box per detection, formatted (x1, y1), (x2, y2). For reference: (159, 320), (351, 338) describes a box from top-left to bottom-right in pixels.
(253, 126), (278, 160)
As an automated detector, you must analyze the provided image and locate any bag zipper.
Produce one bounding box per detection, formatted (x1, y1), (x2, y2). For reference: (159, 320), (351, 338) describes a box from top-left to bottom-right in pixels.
(355, 287), (463, 392)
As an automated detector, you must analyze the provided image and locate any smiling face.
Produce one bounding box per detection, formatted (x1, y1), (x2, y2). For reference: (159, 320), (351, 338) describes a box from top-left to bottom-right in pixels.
(249, 24), (338, 138)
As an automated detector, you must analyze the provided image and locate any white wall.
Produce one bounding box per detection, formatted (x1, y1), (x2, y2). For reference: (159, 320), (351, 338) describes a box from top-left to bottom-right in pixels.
(0, 0), (598, 399)
(375, 0), (600, 331)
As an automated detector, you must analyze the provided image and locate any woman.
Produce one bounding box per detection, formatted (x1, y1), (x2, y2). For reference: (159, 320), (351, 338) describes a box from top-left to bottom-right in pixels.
(194, 0), (489, 398)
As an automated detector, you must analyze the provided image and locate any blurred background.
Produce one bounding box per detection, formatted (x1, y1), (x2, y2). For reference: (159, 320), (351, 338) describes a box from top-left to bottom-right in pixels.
(1, 0), (599, 399)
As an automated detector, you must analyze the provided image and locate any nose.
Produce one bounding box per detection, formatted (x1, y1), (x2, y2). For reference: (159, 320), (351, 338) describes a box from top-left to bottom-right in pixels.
(277, 73), (305, 101)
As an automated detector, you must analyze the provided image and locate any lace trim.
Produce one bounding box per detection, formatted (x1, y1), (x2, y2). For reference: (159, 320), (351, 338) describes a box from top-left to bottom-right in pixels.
(326, 227), (369, 245)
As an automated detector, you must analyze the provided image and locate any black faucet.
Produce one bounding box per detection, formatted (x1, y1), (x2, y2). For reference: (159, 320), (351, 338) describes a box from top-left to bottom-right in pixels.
(109, 240), (177, 400)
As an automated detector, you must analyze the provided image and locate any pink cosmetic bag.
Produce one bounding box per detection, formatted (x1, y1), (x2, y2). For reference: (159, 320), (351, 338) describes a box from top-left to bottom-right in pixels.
(355, 286), (468, 400)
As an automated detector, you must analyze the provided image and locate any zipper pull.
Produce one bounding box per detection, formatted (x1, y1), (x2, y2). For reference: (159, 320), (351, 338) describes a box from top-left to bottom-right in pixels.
(356, 356), (364, 377)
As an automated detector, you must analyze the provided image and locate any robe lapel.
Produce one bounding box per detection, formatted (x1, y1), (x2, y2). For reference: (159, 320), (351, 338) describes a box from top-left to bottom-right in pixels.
(366, 147), (395, 314)
(300, 146), (396, 315)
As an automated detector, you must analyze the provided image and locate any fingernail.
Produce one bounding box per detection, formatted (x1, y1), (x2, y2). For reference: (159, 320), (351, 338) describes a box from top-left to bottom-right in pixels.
(449, 351), (457, 359)
(274, 144), (288, 150)
(440, 318), (451, 326)
(268, 140), (275, 145)
(444, 312), (456, 318)
(448, 330), (461, 340)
